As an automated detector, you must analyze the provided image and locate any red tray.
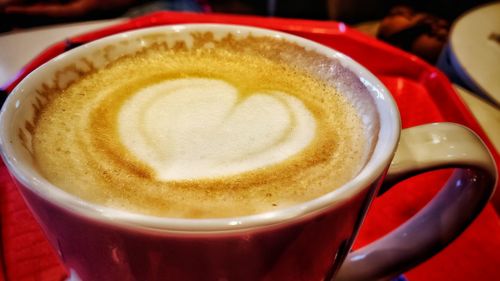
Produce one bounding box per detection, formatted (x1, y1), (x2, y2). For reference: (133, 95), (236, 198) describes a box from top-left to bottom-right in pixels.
(1, 11), (499, 281)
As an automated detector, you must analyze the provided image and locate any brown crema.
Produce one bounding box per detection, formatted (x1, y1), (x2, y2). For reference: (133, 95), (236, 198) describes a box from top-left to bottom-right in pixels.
(31, 32), (368, 218)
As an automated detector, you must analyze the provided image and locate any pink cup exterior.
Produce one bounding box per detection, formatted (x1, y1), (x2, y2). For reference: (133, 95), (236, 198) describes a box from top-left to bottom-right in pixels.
(17, 175), (382, 281)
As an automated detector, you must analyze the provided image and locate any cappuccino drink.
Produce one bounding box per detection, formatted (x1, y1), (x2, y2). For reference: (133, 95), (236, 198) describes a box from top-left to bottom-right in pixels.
(31, 30), (374, 218)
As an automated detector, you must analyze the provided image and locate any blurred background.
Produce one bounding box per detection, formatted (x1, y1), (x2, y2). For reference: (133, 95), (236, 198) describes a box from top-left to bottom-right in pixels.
(0, 0), (496, 63)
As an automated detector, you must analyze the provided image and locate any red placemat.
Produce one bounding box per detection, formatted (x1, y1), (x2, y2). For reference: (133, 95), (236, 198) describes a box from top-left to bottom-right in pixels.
(1, 11), (499, 281)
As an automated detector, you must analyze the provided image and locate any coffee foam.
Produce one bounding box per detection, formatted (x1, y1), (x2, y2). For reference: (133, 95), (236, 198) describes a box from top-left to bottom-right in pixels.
(31, 32), (376, 218)
(119, 78), (316, 180)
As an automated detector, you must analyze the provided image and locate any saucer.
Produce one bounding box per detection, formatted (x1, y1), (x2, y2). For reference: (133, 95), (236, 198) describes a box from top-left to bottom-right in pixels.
(444, 2), (500, 105)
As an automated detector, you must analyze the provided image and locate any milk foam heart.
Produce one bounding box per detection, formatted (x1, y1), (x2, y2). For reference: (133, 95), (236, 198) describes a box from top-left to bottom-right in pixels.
(118, 78), (316, 180)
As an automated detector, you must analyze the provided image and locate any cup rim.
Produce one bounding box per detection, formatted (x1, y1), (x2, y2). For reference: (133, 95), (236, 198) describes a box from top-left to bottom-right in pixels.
(0, 24), (401, 232)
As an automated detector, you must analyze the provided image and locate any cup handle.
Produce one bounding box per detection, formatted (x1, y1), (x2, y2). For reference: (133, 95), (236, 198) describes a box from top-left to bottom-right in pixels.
(335, 122), (498, 281)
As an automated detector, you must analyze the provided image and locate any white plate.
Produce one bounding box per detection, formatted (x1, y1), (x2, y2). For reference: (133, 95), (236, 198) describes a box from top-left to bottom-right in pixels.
(450, 2), (500, 105)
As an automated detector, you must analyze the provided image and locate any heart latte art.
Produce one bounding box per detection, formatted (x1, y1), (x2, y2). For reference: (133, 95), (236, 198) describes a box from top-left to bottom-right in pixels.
(32, 32), (372, 218)
(119, 78), (316, 181)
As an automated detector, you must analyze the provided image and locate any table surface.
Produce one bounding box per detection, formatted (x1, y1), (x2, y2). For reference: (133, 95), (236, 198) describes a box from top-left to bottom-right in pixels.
(0, 19), (124, 87)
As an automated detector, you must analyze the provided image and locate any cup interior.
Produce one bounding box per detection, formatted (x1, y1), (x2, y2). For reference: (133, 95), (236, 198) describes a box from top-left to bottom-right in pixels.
(0, 24), (400, 231)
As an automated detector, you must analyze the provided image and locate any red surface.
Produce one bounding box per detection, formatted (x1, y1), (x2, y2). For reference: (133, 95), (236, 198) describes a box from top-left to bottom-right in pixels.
(1, 11), (499, 281)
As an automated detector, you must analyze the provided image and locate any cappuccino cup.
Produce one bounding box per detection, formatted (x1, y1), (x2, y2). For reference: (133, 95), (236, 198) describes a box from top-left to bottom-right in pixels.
(0, 24), (497, 281)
